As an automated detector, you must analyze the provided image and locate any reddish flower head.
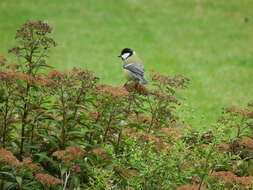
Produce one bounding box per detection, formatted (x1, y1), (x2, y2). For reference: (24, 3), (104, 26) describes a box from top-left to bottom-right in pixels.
(71, 165), (81, 173)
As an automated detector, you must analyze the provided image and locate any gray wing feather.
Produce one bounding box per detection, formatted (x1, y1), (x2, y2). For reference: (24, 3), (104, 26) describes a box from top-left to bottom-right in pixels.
(123, 64), (144, 76)
(123, 63), (148, 84)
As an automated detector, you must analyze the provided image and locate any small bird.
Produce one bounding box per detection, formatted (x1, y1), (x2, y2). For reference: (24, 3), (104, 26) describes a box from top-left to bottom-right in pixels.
(118, 48), (148, 85)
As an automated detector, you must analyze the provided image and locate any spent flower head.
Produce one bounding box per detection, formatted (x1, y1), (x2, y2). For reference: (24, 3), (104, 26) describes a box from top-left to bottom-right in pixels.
(52, 146), (86, 163)
(71, 165), (81, 173)
(22, 157), (43, 173)
(0, 148), (21, 168)
(35, 173), (61, 188)
(212, 171), (253, 186)
(97, 85), (129, 98)
(124, 83), (149, 95)
(150, 71), (190, 89)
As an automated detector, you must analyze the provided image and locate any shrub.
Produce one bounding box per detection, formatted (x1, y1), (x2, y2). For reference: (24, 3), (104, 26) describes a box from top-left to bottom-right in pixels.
(2, 20), (253, 190)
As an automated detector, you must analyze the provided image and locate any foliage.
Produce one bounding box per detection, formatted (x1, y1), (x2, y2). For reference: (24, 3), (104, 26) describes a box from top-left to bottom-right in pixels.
(1, 21), (253, 190)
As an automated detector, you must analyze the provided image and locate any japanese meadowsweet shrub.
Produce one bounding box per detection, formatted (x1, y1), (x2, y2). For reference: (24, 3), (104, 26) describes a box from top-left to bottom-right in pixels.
(3, 21), (236, 190)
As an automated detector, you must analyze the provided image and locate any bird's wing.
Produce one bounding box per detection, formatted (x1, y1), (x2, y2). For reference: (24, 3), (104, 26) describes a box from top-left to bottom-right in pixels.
(123, 63), (144, 76)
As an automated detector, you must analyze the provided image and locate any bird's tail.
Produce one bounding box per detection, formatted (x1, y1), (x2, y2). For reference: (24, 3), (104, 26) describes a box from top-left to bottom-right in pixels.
(140, 77), (148, 85)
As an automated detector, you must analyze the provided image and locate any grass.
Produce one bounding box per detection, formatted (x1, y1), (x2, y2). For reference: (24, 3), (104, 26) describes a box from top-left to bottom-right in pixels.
(0, 0), (252, 126)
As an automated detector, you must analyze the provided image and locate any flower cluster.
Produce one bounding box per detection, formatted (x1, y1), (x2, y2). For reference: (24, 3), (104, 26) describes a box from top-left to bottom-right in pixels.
(35, 173), (61, 188)
(52, 146), (86, 163)
(71, 165), (81, 173)
(0, 148), (21, 167)
(130, 113), (152, 125)
(128, 132), (172, 151)
(124, 83), (149, 95)
(92, 148), (112, 161)
(238, 137), (253, 149)
(177, 184), (208, 190)
(212, 171), (253, 186)
(97, 85), (129, 98)
(48, 68), (98, 88)
(225, 105), (253, 118)
(0, 70), (55, 87)
(150, 71), (190, 89)
(22, 157), (43, 173)
(114, 166), (139, 179)
(248, 102), (253, 107)
(16, 21), (53, 39)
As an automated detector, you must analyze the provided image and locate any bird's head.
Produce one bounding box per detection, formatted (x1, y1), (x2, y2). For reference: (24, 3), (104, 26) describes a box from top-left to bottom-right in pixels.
(118, 48), (134, 60)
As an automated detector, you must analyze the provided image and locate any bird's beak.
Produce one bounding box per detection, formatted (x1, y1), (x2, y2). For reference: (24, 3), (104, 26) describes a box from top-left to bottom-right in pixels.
(118, 55), (121, 58)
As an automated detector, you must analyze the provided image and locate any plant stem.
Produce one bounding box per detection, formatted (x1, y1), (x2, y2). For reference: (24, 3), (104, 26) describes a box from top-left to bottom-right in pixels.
(103, 111), (113, 142)
(20, 41), (35, 159)
(115, 128), (122, 154)
(63, 171), (71, 190)
(2, 96), (9, 148)
(60, 85), (66, 149)
(20, 83), (30, 159)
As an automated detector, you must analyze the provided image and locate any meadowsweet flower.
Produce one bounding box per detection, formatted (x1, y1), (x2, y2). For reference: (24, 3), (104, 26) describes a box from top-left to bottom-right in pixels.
(114, 166), (139, 179)
(48, 69), (98, 89)
(157, 127), (182, 139)
(0, 148), (21, 167)
(130, 132), (172, 151)
(22, 157), (43, 173)
(71, 165), (81, 173)
(191, 176), (201, 184)
(225, 105), (253, 118)
(124, 83), (149, 95)
(34, 76), (56, 87)
(130, 113), (152, 124)
(151, 90), (178, 104)
(217, 143), (231, 153)
(48, 70), (67, 81)
(211, 171), (253, 186)
(0, 71), (42, 85)
(35, 173), (61, 187)
(151, 71), (190, 88)
(16, 21), (54, 41)
(71, 67), (99, 83)
(92, 148), (111, 161)
(238, 137), (253, 149)
(248, 102), (253, 107)
(89, 111), (99, 119)
(5, 64), (20, 70)
(237, 176), (253, 186)
(52, 146), (86, 163)
(177, 184), (208, 190)
(97, 85), (129, 98)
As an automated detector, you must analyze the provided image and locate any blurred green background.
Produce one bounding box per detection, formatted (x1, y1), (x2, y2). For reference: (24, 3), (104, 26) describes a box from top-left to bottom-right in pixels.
(0, 0), (252, 126)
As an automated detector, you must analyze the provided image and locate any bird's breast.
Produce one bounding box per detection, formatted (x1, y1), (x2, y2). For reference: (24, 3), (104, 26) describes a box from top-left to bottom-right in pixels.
(123, 69), (134, 80)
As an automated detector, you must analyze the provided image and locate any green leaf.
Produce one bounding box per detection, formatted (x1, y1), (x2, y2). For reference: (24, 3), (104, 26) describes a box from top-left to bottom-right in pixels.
(16, 176), (22, 187)
(35, 152), (58, 167)
(0, 172), (16, 179)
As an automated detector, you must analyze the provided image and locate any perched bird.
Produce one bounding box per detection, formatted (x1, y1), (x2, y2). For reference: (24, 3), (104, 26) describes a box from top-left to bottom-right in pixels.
(118, 48), (148, 85)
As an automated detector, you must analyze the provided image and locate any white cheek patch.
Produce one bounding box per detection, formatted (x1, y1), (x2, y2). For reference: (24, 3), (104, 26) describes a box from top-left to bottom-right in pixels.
(121, 53), (130, 59)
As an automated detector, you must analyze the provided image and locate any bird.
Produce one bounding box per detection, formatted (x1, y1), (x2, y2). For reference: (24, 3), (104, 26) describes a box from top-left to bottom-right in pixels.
(118, 48), (148, 85)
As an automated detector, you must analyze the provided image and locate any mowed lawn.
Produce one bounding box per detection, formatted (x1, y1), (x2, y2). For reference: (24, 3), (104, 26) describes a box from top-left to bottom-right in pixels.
(0, 0), (253, 126)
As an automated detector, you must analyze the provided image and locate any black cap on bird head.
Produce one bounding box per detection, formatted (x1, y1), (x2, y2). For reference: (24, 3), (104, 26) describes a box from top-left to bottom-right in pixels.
(118, 48), (134, 60)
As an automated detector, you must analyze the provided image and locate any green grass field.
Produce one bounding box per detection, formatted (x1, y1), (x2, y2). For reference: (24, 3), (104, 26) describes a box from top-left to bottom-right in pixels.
(1, 0), (252, 126)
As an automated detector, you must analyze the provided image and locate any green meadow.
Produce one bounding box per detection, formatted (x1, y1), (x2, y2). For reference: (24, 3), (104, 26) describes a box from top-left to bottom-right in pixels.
(0, 0), (252, 126)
